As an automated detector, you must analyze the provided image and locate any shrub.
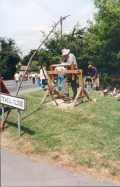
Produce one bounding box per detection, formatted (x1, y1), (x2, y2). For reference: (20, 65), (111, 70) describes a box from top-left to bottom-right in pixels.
(100, 73), (112, 88)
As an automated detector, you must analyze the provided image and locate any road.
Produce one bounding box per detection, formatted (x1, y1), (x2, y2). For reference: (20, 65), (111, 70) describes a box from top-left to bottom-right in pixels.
(1, 149), (119, 187)
(4, 80), (37, 95)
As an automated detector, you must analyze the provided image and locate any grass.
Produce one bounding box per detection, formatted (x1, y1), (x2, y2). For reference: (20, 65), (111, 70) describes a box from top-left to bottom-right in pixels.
(3, 90), (120, 178)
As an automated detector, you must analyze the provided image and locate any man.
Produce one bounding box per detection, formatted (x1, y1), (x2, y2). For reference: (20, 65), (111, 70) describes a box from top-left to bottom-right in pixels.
(61, 48), (78, 98)
(88, 64), (99, 90)
(61, 48), (77, 68)
(31, 73), (36, 84)
(39, 66), (48, 89)
(14, 72), (20, 84)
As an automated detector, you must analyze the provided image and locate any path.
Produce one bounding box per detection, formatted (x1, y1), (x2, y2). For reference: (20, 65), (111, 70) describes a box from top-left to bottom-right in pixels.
(1, 149), (119, 186)
(4, 80), (37, 95)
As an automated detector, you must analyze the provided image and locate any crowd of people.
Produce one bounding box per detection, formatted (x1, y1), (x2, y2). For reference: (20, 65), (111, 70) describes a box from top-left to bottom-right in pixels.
(14, 67), (48, 90)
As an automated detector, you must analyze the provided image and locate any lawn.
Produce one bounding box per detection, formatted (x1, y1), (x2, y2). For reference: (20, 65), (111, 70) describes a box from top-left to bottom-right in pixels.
(3, 90), (120, 179)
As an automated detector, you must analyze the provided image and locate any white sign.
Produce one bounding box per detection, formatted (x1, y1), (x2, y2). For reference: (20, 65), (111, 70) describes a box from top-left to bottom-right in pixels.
(0, 93), (25, 110)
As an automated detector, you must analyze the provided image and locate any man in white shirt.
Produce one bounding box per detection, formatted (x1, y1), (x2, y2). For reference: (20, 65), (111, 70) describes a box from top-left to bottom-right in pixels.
(39, 67), (48, 89)
(61, 48), (77, 68)
(61, 48), (78, 98)
(14, 72), (20, 84)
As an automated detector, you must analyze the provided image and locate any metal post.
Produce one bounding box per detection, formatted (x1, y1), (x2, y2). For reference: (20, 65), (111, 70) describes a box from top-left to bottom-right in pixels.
(1, 105), (4, 124)
(17, 110), (21, 136)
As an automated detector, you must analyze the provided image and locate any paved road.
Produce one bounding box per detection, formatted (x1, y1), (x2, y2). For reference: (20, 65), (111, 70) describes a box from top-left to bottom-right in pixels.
(1, 149), (119, 187)
(4, 80), (37, 95)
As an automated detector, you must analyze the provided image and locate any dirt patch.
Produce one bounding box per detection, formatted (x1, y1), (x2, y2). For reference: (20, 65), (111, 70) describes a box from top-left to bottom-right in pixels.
(47, 99), (75, 109)
(50, 151), (75, 167)
(1, 131), (34, 154)
(49, 150), (120, 184)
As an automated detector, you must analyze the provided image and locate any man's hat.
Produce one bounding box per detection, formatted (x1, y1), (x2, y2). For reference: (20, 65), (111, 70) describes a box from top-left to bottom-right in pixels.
(88, 64), (93, 68)
(62, 48), (70, 56)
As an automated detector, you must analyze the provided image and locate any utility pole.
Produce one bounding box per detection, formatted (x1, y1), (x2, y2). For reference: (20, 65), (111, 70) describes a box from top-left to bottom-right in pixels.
(60, 15), (70, 40)
(60, 16), (63, 40)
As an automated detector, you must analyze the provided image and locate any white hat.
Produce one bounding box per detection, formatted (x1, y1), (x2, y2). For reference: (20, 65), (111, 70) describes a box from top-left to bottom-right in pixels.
(62, 48), (70, 56)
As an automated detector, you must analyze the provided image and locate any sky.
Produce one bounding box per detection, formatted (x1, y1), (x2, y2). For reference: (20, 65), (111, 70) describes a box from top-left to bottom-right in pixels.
(0, 0), (95, 55)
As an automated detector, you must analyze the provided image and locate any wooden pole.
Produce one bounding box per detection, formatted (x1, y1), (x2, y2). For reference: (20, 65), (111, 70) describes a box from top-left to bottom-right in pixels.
(1, 105), (4, 125)
(60, 16), (63, 40)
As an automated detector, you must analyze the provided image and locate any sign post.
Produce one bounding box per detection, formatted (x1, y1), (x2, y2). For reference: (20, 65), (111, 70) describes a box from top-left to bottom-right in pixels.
(17, 110), (21, 136)
(1, 104), (5, 124)
(0, 93), (25, 136)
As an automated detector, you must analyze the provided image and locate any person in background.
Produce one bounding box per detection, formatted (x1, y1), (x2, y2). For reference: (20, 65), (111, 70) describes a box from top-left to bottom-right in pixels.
(36, 73), (41, 89)
(14, 72), (20, 84)
(88, 64), (99, 90)
(0, 74), (4, 80)
(61, 48), (78, 98)
(31, 73), (36, 84)
(39, 66), (48, 89)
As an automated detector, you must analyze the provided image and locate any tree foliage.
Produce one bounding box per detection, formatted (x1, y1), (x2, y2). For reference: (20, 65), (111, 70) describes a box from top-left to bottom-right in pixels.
(30, 60), (40, 72)
(0, 38), (20, 79)
(82, 0), (120, 73)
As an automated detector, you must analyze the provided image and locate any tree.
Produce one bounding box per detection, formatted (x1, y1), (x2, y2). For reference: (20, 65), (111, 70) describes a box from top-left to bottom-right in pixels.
(22, 50), (39, 65)
(82, 0), (120, 74)
(40, 27), (85, 68)
(0, 38), (21, 79)
(30, 60), (40, 72)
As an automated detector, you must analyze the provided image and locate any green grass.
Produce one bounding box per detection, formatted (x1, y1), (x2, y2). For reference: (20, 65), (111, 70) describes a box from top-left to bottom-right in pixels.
(5, 91), (120, 177)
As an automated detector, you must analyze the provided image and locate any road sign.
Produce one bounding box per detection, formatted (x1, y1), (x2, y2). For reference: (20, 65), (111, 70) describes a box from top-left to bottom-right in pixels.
(0, 93), (25, 110)
(0, 93), (25, 136)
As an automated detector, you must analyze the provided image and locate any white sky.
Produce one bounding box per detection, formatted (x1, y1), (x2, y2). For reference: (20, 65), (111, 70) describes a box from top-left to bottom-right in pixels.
(0, 0), (95, 55)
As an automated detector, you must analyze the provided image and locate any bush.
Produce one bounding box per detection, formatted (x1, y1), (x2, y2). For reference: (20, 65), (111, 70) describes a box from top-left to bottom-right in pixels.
(111, 80), (120, 89)
(100, 73), (112, 88)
